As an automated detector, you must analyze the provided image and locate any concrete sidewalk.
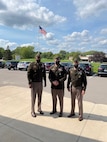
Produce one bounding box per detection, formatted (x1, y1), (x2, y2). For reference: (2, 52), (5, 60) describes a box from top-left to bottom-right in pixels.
(0, 86), (107, 142)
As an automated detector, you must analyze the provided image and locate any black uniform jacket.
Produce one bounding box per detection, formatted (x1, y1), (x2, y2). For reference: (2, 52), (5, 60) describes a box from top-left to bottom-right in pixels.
(27, 61), (46, 85)
(67, 67), (87, 91)
(49, 64), (67, 89)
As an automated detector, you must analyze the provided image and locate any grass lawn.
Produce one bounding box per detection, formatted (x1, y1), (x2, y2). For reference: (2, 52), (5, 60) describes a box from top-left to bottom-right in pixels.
(20, 58), (71, 63)
(91, 62), (100, 73)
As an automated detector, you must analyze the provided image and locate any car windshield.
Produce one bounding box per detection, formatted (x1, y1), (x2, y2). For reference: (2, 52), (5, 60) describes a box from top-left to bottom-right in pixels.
(45, 62), (54, 65)
(11, 62), (18, 64)
(79, 63), (90, 68)
(61, 63), (68, 66)
(19, 62), (30, 64)
(100, 65), (107, 68)
(61, 62), (72, 66)
(0, 62), (3, 64)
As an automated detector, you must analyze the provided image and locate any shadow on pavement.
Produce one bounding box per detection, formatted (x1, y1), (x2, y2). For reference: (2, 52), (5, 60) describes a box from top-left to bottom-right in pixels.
(0, 115), (100, 142)
(36, 111), (107, 123)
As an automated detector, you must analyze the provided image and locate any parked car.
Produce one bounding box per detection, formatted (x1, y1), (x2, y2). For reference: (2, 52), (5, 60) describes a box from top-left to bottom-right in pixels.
(0, 61), (5, 68)
(17, 61), (31, 71)
(79, 62), (92, 75)
(6, 61), (19, 70)
(61, 62), (73, 73)
(44, 62), (54, 71)
(98, 63), (107, 77)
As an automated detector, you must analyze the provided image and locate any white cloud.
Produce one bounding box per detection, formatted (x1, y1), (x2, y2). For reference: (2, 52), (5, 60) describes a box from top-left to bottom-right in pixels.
(99, 39), (107, 45)
(55, 29), (107, 52)
(39, 31), (60, 46)
(0, 1), (6, 9)
(45, 33), (54, 40)
(0, 39), (18, 50)
(63, 30), (91, 42)
(47, 39), (60, 46)
(73, 0), (107, 18)
(100, 28), (107, 34)
(20, 42), (36, 47)
(86, 36), (107, 52)
(0, 0), (66, 29)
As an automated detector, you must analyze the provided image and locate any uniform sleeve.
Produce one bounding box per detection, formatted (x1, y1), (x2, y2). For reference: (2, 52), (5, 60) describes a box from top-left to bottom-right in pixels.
(27, 62), (33, 84)
(67, 70), (71, 88)
(82, 70), (87, 91)
(48, 69), (53, 83)
(59, 66), (67, 82)
(43, 63), (46, 85)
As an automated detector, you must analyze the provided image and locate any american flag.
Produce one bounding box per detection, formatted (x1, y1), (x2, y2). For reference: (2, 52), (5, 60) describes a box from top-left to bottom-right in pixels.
(39, 26), (47, 35)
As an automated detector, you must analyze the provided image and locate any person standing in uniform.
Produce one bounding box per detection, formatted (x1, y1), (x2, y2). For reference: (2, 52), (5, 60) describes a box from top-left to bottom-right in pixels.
(49, 57), (67, 117)
(67, 59), (87, 121)
(27, 53), (46, 117)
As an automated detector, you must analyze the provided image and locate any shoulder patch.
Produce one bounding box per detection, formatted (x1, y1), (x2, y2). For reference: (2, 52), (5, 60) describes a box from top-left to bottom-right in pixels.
(50, 65), (57, 71)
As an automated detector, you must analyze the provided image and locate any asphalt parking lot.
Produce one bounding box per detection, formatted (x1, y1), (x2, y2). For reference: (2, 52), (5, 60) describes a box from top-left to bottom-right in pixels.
(0, 68), (107, 105)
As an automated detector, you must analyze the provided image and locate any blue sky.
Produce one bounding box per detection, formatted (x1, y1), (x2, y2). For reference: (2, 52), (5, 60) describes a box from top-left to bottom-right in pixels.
(0, 0), (107, 53)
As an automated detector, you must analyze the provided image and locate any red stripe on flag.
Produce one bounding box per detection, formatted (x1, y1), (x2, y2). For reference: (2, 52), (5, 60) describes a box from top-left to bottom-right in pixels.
(39, 26), (47, 35)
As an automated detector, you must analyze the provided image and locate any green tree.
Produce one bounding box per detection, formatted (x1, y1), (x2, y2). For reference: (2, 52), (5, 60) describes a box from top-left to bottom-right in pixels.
(42, 52), (53, 59)
(82, 50), (97, 56)
(91, 51), (105, 62)
(21, 46), (35, 58)
(69, 51), (81, 61)
(59, 50), (67, 59)
(13, 46), (35, 59)
(0, 47), (5, 59)
(4, 49), (12, 60)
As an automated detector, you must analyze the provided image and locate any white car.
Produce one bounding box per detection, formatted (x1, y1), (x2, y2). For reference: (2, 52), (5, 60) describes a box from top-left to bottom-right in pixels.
(17, 61), (31, 71)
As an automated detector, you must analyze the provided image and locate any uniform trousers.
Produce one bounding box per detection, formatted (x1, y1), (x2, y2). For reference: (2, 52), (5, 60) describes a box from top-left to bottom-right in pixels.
(71, 86), (83, 118)
(31, 82), (43, 113)
(51, 89), (64, 113)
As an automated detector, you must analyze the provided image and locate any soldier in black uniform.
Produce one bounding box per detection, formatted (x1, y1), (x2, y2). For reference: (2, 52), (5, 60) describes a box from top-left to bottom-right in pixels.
(27, 53), (46, 117)
(49, 57), (67, 117)
(67, 59), (87, 121)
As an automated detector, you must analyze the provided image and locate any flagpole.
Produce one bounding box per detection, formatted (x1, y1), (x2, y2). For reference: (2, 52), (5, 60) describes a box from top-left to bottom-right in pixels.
(38, 25), (47, 53)
(37, 25), (40, 52)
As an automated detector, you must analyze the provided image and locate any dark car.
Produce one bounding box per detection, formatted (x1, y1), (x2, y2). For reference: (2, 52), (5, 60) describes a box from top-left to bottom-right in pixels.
(61, 62), (73, 73)
(79, 62), (92, 75)
(6, 61), (19, 70)
(98, 63), (107, 77)
(0, 61), (5, 68)
(44, 62), (54, 71)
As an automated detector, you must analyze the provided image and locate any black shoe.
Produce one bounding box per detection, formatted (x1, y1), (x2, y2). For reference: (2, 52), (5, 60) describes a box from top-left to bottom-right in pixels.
(31, 112), (36, 117)
(59, 113), (63, 117)
(38, 110), (44, 115)
(50, 111), (57, 115)
(67, 113), (75, 117)
(78, 117), (83, 121)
